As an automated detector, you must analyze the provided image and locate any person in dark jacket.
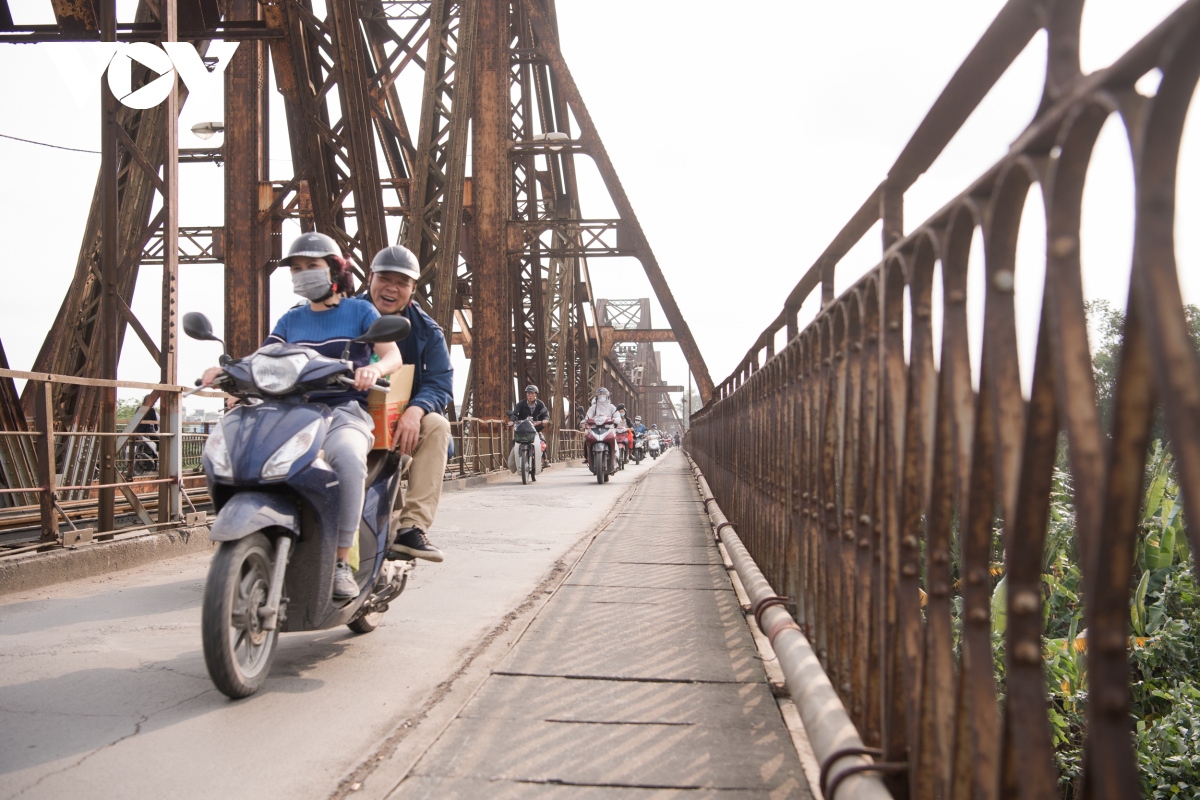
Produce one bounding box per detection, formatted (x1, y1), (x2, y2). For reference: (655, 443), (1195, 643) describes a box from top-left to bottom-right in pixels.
(362, 245), (452, 562)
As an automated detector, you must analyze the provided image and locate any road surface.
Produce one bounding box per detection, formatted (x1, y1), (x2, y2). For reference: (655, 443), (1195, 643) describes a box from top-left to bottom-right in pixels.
(0, 457), (669, 799)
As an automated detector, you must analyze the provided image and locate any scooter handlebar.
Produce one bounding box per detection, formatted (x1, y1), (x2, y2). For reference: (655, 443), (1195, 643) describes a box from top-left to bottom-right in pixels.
(337, 375), (392, 392)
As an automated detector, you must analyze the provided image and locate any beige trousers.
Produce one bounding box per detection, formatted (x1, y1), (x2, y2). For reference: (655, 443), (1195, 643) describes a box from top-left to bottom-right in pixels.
(397, 412), (452, 532)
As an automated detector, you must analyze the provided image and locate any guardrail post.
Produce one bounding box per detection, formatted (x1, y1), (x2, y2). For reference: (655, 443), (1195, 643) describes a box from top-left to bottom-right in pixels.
(34, 381), (57, 544)
(159, 390), (182, 522)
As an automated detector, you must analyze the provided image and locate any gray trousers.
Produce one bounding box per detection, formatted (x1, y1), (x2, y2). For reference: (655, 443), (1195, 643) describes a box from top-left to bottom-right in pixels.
(324, 403), (376, 548)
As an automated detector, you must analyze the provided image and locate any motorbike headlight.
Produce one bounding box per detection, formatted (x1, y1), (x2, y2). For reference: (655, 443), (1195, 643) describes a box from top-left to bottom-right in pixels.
(251, 354), (309, 395)
(261, 419), (322, 481)
(204, 423), (233, 479)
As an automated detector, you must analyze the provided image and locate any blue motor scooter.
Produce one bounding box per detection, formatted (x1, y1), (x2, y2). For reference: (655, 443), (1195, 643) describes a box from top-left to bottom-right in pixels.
(184, 312), (414, 699)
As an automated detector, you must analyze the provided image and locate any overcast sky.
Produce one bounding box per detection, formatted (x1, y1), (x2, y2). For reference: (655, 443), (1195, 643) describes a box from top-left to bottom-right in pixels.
(0, 0), (1195, 412)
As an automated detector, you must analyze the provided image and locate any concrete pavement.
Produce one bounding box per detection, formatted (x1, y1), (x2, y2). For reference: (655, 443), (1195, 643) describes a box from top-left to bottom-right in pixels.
(0, 456), (665, 800)
(379, 452), (812, 799)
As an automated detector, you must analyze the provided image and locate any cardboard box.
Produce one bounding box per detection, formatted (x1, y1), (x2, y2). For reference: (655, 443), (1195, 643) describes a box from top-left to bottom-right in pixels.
(367, 365), (414, 450)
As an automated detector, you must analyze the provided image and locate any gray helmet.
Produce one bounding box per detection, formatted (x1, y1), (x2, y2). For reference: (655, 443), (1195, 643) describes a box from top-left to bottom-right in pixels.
(370, 245), (420, 280)
(596, 387), (609, 397)
(282, 232), (340, 266)
(524, 384), (539, 394)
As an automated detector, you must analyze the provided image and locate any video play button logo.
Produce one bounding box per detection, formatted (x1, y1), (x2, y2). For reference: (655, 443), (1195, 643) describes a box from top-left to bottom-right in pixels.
(107, 42), (176, 109)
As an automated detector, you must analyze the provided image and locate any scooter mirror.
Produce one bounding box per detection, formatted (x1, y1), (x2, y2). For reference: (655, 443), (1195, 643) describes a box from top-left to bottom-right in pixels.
(356, 316), (411, 344)
(183, 312), (221, 343)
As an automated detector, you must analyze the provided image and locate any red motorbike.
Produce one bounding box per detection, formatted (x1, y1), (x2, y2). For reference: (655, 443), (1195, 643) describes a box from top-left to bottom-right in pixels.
(584, 416), (618, 484)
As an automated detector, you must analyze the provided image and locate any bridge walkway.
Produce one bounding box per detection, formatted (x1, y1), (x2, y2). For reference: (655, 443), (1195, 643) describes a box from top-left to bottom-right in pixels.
(384, 451), (812, 799)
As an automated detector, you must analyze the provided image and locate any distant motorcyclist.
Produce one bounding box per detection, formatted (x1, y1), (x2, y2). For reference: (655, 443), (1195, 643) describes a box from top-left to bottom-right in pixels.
(632, 415), (648, 435)
(509, 384), (549, 429)
(613, 403), (633, 457)
(508, 384), (550, 465)
(582, 388), (617, 464)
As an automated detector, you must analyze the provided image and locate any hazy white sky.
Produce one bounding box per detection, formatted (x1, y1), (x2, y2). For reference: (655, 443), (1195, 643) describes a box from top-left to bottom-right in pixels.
(0, 0), (1195, 410)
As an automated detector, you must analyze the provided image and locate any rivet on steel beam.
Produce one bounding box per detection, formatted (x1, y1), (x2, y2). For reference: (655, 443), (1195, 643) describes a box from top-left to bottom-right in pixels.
(948, 290), (966, 304)
(1012, 590), (1039, 614)
(1050, 236), (1078, 259)
(968, 608), (989, 624)
(968, 568), (987, 585)
(844, 509), (854, 518)
(858, 538), (870, 549)
(902, 564), (919, 577)
(931, 550), (949, 564)
(825, 502), (835, 512)
(888, 321), (901, 331)
(902, 535), (918, 548)
(930, 582), (949, 597)
(859, 514), (871, 526)
(1014, 641), (1041, 664)
(827, 521), (839, 532)
(843, 530), (854, 541)
(992, 270), (1015, 292)
(1097, 630), (1127, 654)
(1098, 687), (1126, 715)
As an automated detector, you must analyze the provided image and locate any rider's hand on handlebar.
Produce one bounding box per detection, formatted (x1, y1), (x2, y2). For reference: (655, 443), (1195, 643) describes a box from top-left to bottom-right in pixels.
(200, 366), (225, 387)
(352, 364), (384, 392)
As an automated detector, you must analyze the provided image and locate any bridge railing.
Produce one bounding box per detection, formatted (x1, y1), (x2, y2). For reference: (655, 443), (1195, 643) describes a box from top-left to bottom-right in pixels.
(687, 1), (1200, 796)
(446, 419), (584, 477)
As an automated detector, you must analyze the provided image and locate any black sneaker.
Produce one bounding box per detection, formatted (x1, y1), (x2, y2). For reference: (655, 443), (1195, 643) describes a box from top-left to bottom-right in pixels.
(389, 527), (444, 563)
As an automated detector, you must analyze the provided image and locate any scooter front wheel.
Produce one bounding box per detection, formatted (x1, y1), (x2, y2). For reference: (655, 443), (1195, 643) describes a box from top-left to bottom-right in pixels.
(596, 461), (605, 484)
(520, 448), (528, 485)
(202, 533), (279, 699)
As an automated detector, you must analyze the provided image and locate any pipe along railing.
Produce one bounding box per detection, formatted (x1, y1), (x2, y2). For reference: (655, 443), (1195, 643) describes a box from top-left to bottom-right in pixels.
(687, 454), (893, 800)
(687, 1), (1200, 797)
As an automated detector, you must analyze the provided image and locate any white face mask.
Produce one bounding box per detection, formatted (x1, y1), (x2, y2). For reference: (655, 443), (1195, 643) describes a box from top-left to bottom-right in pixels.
(292, 268), (333, 301)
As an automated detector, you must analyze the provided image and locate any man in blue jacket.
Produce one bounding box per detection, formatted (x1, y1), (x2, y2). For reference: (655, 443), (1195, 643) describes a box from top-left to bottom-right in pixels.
(363, 245), (452, 563)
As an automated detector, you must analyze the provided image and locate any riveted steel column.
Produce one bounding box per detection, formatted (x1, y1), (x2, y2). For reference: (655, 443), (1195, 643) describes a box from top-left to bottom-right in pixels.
(97, 0), (118, 533)
(470, 0), (510, 419)
(224, 0), (271, 356)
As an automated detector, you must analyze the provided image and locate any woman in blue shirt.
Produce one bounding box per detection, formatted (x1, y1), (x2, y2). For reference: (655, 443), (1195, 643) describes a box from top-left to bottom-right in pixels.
(202, 232), (403, 599)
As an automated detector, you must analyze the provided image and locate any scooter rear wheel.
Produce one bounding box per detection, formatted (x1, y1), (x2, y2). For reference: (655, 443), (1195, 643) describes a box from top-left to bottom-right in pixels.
(202, 533), (279, 699)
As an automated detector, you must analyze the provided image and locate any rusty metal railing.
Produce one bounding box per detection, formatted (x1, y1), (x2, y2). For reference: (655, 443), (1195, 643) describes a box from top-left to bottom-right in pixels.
(446, 418), (585, 478)
(687, 2), (1200, 797)
(0, 369), (216, 549)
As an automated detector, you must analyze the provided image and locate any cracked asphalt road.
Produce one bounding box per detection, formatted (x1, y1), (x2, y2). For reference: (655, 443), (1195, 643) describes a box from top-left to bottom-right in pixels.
(0, 460), (660, 799)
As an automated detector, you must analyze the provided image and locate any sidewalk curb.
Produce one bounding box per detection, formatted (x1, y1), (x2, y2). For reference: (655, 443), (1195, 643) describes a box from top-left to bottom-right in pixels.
(0, 525), (214, 597)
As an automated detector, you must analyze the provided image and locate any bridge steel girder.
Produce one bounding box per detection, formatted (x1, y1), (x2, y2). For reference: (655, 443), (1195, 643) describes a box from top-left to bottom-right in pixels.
(519, 0), (713, 405)
(407, 0), (478, 333)
(224, 0), (273, 356)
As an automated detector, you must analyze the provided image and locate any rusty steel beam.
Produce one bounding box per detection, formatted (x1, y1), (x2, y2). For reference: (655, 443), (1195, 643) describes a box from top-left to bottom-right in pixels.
(408, 0), (478, 332)
(224, 0), (272, 356)
(612, 329), (675, 344)
(97, 0), (118, 532)
(520, 0), (714, 404)
(467, 0), (510, 420)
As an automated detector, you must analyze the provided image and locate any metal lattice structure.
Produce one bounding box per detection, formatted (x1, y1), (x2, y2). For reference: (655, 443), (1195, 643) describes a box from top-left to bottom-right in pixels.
(0, 0), (710, 524)
(688, 1), (1200, 797)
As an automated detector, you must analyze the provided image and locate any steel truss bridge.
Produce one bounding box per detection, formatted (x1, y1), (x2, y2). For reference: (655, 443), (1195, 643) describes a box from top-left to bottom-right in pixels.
(3, 0), (1200, 797)
(0, 0), (709, 537)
